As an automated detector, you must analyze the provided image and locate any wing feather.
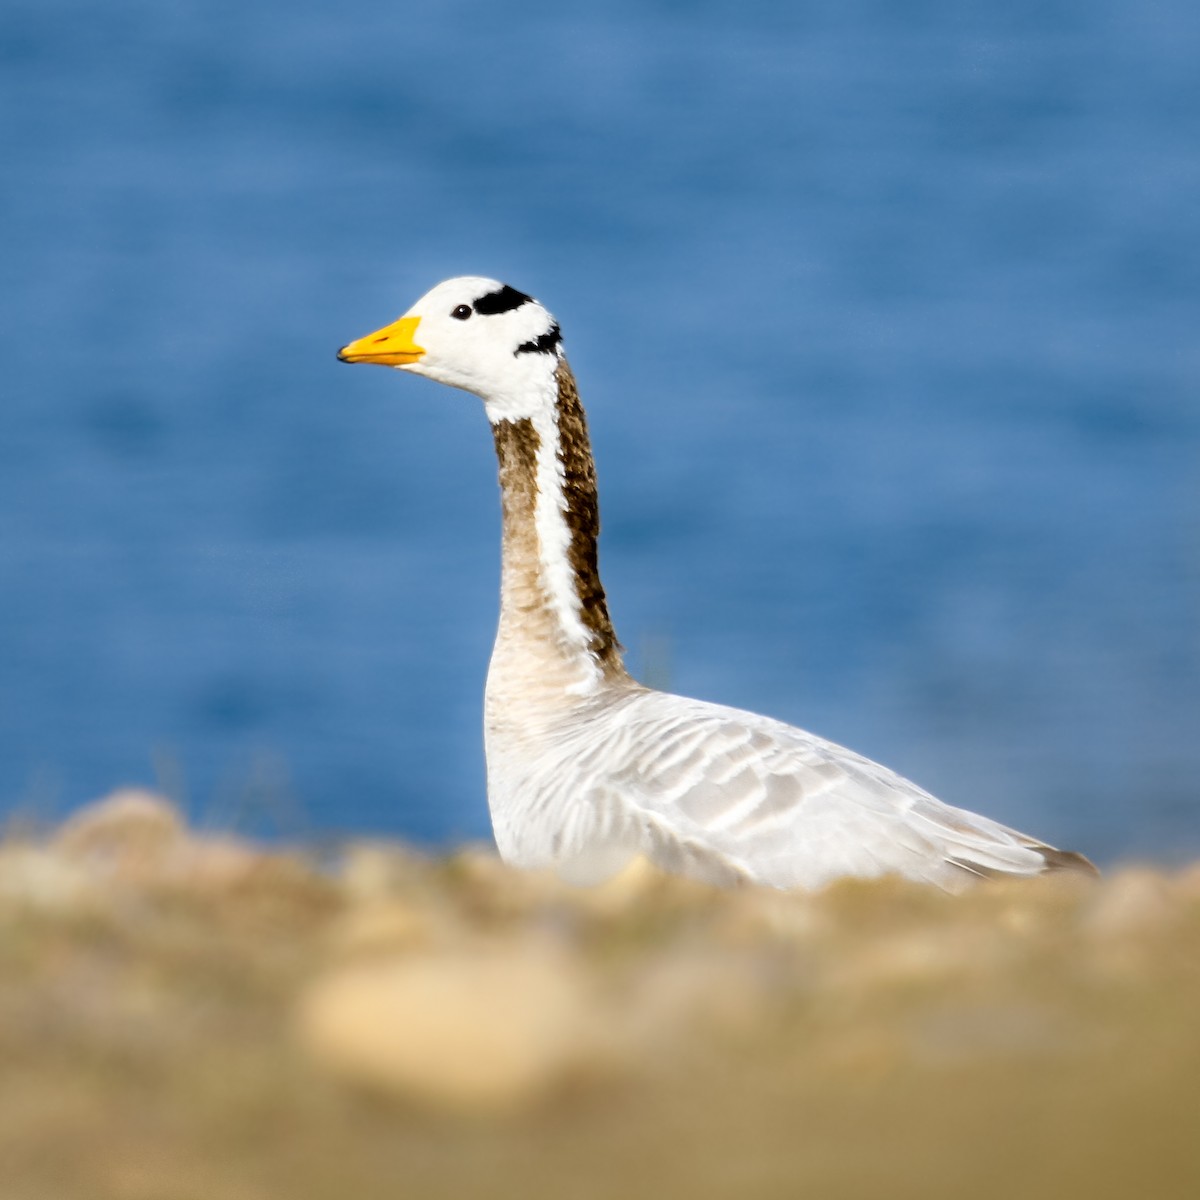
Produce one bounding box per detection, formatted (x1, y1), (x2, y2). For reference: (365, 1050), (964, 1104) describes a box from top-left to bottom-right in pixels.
(531, 688), (1092, 891)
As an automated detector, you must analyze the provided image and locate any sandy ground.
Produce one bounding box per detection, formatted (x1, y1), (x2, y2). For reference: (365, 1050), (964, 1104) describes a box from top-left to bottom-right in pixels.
(1, 790), (1198, 1200)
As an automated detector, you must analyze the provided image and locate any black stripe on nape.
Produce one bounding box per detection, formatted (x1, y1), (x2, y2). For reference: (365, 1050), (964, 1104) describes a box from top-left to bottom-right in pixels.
(473, 284), (533, 316)
(515, 323), (562, 357)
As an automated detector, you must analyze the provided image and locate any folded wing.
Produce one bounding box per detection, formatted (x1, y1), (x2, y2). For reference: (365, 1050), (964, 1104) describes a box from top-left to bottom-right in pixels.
(546, 689), (1094, 891)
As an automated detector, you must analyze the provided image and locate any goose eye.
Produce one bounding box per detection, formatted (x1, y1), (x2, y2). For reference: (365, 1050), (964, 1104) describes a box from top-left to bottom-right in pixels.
(451, 305), (472, 320)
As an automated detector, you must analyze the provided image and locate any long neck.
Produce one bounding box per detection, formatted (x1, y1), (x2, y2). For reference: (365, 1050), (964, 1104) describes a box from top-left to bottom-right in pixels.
(488, 359), (627, 696)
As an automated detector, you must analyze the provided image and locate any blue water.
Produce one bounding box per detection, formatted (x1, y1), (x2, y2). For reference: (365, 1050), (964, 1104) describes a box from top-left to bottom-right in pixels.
(1, 1), (1197, 864)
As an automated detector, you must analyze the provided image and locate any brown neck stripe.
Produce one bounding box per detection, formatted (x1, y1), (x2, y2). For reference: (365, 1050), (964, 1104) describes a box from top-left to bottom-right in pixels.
(491, 416), (540, 522)
(553, 360), (621, 666)
(489, 361), (622, 669)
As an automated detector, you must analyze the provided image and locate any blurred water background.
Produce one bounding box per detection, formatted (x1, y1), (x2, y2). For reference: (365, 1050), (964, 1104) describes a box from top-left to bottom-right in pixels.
(1, 0), (1197, 865)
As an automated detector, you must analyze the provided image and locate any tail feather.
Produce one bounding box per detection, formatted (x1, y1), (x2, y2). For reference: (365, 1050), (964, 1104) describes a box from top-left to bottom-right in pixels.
(1033, 843), (1100, 877)
(946, 842), (1099, 884)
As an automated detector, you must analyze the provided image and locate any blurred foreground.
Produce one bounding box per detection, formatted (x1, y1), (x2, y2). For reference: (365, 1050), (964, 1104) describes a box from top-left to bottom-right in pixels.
(2, 792), (1198, 1200)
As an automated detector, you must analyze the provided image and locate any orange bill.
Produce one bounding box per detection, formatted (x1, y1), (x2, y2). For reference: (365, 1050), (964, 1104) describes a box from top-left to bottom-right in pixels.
(337, 316), (425, 366)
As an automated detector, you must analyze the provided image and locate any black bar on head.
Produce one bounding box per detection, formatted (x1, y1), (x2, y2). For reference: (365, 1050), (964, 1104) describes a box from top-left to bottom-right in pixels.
(515, 323), (562, 357)
(474, 284), (533, 316)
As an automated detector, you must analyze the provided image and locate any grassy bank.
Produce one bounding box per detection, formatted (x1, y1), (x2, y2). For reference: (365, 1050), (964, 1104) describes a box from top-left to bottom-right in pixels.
(1, 791), (1198, 1199)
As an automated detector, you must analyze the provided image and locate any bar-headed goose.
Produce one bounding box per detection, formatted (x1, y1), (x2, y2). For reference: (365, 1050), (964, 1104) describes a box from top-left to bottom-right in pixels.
(338, 276), (1096, 891)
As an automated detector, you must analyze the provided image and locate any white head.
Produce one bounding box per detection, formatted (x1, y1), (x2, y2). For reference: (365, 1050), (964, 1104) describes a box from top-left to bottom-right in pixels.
(338, 276), (563, 423)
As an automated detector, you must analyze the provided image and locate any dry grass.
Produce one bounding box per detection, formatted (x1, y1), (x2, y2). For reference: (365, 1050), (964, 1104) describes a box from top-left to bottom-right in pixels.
(1, 791), (1198, 1200)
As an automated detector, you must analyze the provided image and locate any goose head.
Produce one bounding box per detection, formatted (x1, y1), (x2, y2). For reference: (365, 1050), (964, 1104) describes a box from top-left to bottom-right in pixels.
(338, 276), (563, 423)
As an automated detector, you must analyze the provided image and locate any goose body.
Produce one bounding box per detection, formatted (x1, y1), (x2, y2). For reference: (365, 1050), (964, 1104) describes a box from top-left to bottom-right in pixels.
(338, 277), (1095, 891)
